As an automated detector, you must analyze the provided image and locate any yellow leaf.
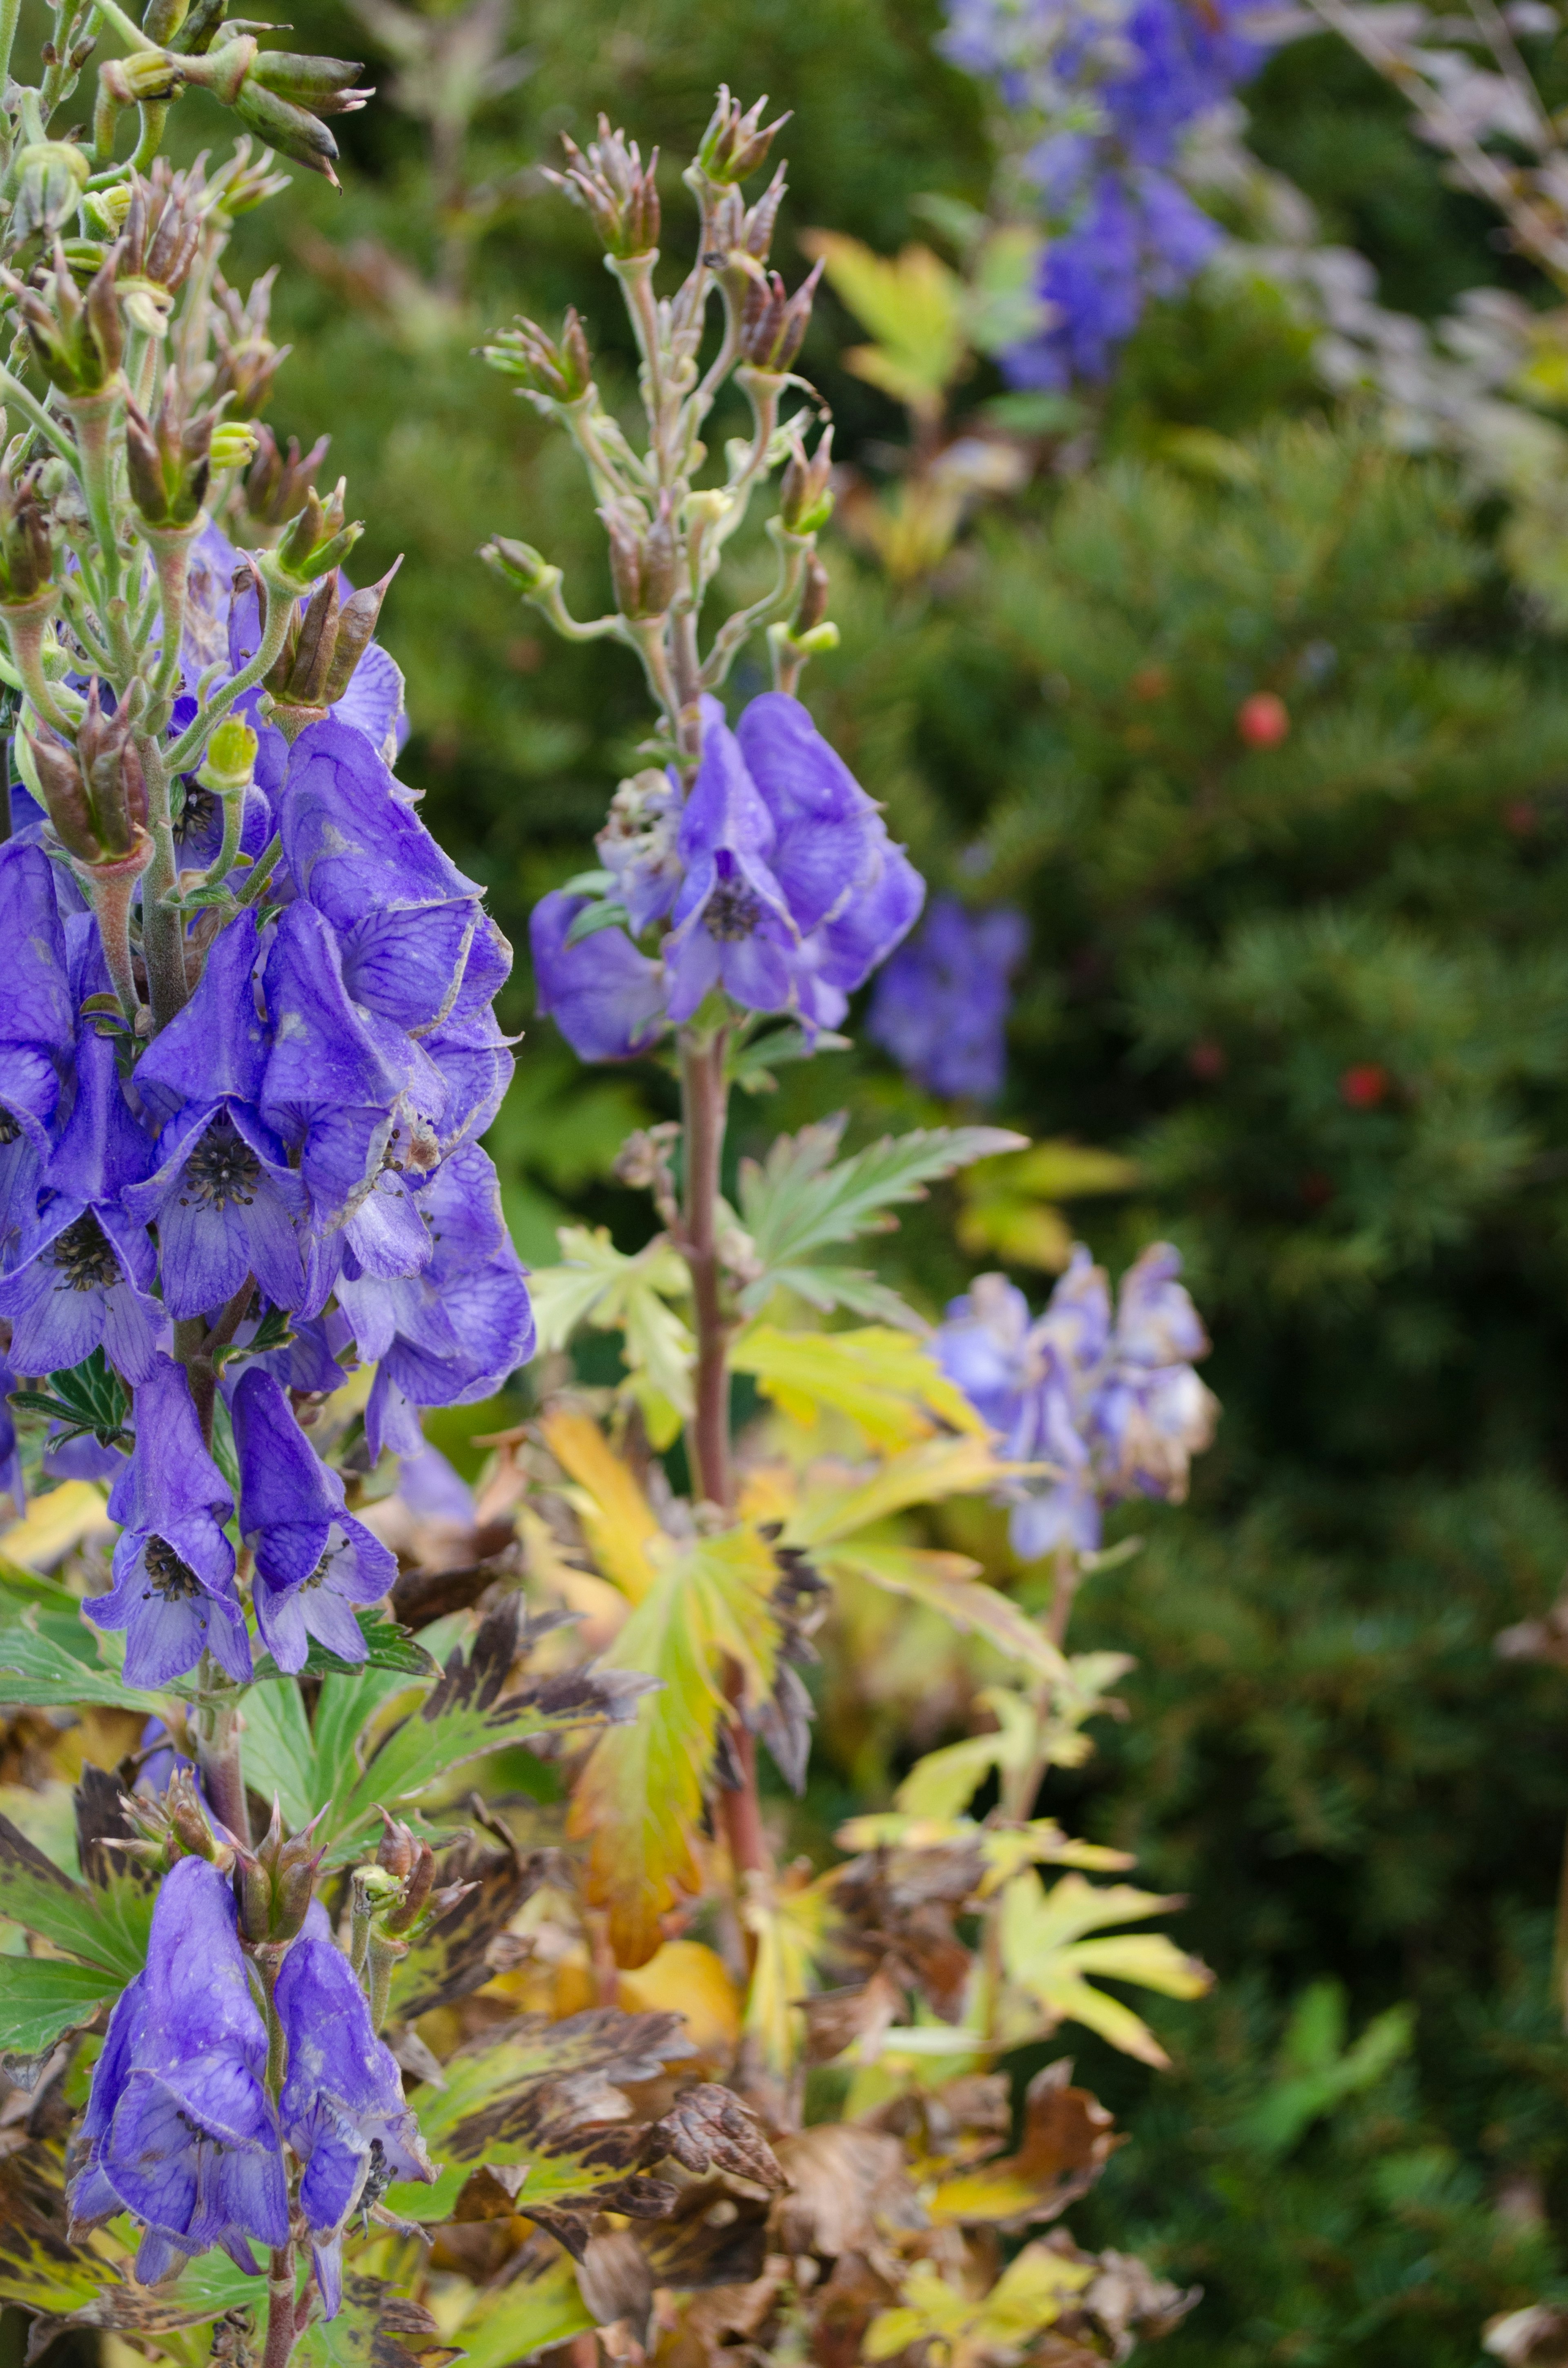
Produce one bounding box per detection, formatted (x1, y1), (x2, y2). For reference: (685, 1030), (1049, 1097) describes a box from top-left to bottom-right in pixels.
(568, 1525), (781, 1967)
(957, 1140), (1138, 1273)
(820, 1543), (1065, 1683)
(617, 1938), (742, 2061)
(731, 1325), (986, 1450)
(742, 1867), (838, 2077)
(1, 1483), (111, 1572)
(539, 1409), (664, 1603)
(801, 232), (968, 417)
(784, 1436), (1007, 1544)
(998, 1871), (1212, 2070)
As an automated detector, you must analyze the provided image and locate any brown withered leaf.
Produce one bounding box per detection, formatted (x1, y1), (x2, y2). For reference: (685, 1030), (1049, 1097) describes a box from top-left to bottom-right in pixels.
(0, 2140), (115, 2321)
(390, 1799), (545, 2020)
(576, 2226), (656, 2346)
(638, 2179), (772, 2292)
(1055, 2243), (1200, 2363)
(74, 1765), (151, 1892)
(925, 2061), (1122, 2230)
(801, 1969), (903, 2067)
(772, 2125), (926, 2259)
(649, 2264), (784, 2368)
(829, 1842), (979, 2023)
(650, 2083), (785, 2191)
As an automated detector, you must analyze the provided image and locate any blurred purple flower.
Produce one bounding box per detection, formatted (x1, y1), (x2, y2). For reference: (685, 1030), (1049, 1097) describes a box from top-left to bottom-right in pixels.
(232, 1366), (396, 1672)
(68, 1856), (288, 2281)
(868, 897), (1027, 1101)
(0, 841), (73, 1255)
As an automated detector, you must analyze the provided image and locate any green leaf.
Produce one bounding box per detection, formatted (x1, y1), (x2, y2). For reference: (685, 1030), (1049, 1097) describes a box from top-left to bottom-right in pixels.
(559, 867), (615, 897)
(563, 897), (632, 948)
(821, 1542), (1065, 1681)
(392, 2007), (695, 2225)
(249, 1613), (437, 1685)
(452, 2248), (594, 2368)
(529, 1226), (693, 1418)
(0, 2141), (112, 2315)
(748, 1262), (926, 1331)
(238, 1674), (318, 1828)
(0, 1810), (151, 1980)
(729, 1023), (851, 1095)
(737, 1116), (1026, 1282)
(0, 1955), (121, 2055)
(7, 1348), (131, 1449)
(296, 2274), (460, 2368)
(0, 1612), (151, 1711)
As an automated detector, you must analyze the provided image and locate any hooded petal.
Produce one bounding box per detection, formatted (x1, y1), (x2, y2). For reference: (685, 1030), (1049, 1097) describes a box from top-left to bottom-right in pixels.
(134, 912), (269, 1128)
(530, 891), (667, 1063)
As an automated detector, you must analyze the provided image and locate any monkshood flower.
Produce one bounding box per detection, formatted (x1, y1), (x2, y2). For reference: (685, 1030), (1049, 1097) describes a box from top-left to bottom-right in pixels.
(86, 1355), (251, 1684)
(232, 1365), (397, 1672)
(935, 1242), (1218, 1557)
(276, 1921), (435, 2314)
(0, 840), (74, 1251)
(67, 1855), (288, 2281)
(0, 1028), (163, 1382)
(0, 1356), (22, 1517)
(123, 912), (308, 1318)
(868, 896), (1027, 1101)
(259, 900), (404, 1241)
(339, 1142), (534, 1460)
(532, 692), (922, 1059)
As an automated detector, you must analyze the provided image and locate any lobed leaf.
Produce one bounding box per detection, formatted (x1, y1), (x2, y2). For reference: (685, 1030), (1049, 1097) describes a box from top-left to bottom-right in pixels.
(0, 1611), (148, 1711)
(0, 1810), (152, 1981)
(817, 1542), (1066, 1682)
(737, 1117), (1025, 1277)
(730, 1325), (987, 1450)
(449, 2248), (594, 2368)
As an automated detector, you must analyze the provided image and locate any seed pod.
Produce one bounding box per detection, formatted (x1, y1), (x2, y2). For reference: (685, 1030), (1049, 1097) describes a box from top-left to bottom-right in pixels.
(738, 258), (822, 373)
(243, 425), (330, 529)
(796, 550), (831, 635)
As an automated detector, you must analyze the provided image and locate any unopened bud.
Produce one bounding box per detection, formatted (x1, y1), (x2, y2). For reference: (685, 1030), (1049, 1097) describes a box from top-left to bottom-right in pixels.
(125, 370), (214, 528)
(0, 471), (54, 604)
(4, 239), (123, 396)
(545, 117), (659, 258)
(245, 49), (370, 111)
(121, 160), (204, 297)
(380, 1840), (436, 1935)
(481, 306), (594, 402)
(28, 681), (147, 861)
(232, 1795), (326, 1945)
(276, 477), (361, 583)
(212, 270), (287, 419)
(796, 550), (831, 635)
(230, 67), (356, 183)
(197, 716), (257, 795)
(481, 535), (555, 595)
(743, 165), (788, 262)
(737, 259), (822, 373)
(210, 420), (259, 472)
(604, 497), (677, 621)
(778, 425), (834, 534)
(695, 85), (790, 185)
(376, 1807), (417, 1879)
(242, 426), (329, 530)
(5, 141), (90, 244)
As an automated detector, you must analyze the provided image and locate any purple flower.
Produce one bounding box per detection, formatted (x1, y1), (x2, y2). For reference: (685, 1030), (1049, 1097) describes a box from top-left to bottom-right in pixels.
(260, 901), (403, 1238)
(935, 1242), (1216, 1558)
(123, 912), (307, 1319)
(0, 1356), (22, 1517)
(0, 1028), (163, 1382)
(597, 766), (684, 932)
(86, 1355), (250, 1685)
(67, 1856), (288, 2282)
(336, 1143), (532, 1443)
(531, 888), (669, 1063)
(869, 898), (1027, 1101)
(276, 1925), (434, 2314)
(0, 841), (73, 1255)
(232, 1366), (396, 1673)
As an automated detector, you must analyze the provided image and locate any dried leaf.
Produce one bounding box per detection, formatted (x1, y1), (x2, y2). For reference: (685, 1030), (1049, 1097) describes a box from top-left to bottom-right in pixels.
(927, 2062), (1122, 2228)
(389, 1803), (543, 2020)
(651, 2083), (784, 2190)
(772, 2125), (926, 2258)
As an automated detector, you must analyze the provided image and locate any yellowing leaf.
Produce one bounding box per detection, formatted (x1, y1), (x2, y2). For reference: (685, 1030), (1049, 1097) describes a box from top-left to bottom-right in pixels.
(1, 1483), (112, 1571)
(957, 1140), (1138, 1272)
(818, 1543), (1065, 1683)
(783, 1436), (1009, 1544)
(802, 233), (968, 419)
(742, 1866), (838, 2078)
(618, 1938), (742, 2061)
(529, 1225), (694, 1419)
(569, 1525), (782, 1967)
(893, 1689), (1040, 1820)
(539, 1409), (664, 1603)
(866, 2247), (1093, 2367)
(730, 1325), (986, 1449)
(998, 1871), (1213, 2069)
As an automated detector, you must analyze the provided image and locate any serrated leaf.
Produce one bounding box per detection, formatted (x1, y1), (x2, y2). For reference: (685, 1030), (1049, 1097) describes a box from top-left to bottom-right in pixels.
(529, 1226), (693, 1418)
(238, 1675), (319, 1828)
(450, 2249), (594, 2368)
(738, 1118), (1025, 1276)
(801, 233), (969, 414)
(392, 2008), (696, 2224)
(0, 1955), (122, 2055)
(817, 1541), (1065, 1681)
(0, 2141), (113, 2315)
(998, 1872), (1213, 2068)
(389, 1811), (537, 2020)
(568, 1527), (782, 1966)
(249, 1612), (436, 1684)
(729, 1024), (851, 1095)
(777, 1436), (1011, 1544)
(0, 1810), (152, 1980)
(0, 1612), (146, 1710)
(729, 1325), (987, 1449)
(296, 2275), (460, 2368)
(739, 1261), (927, 1329)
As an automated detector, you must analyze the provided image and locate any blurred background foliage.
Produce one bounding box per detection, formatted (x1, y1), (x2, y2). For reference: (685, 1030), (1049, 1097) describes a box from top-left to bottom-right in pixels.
(92, 0), (1568, 2354)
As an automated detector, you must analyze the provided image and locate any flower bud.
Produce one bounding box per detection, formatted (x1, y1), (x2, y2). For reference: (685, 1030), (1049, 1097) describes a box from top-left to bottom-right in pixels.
(124, 369), (214, 528)
(604, 495), (677, 621)
(27, 681), (147, 861)
(114, 1766), (232, 1871)
(376, 1807), (416, 1879)
(481, 307), (593, 402)
(276, 477), (361, 584)
(0, 470), (55, 604)
(168, 0), (226, 57)
(247, 49), (370, 110)
(242, 425), (329, 531)
(265, 558), (398, 710)
(779, 425), (834, 534)
(98, 48), (186, 106)
(197, 716), (258, 796)
(4, 240), (123, 396)
(120, 161), (203, 299)
(212, 269), (287, 419)
(209, 419), (259, 472)
(231, 1796), (326, 1946)
(695, 86), (790, 185)
(5, 141), (90, 244)
(230, 73), (347, 184)
(544, 117), (659, 257)
(481, 535), (555, 595)
(796, 550), (831, 635)
(738, 259), (822, 374)
(379, 1840), (436, 1936)
(743, 165), (788, 262)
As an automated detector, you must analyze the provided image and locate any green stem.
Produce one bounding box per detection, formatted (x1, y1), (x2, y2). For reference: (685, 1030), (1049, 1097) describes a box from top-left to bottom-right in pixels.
(192, 1667), (249, 1844)
(234, 829), (282, 907)
(72, 836), (151, 1023)
(62, 388), (124, 603)
(0, 0), (24, 96)
(0, 367), (74, 465)
(163, 576), (296, 774)
(138, 742), (188, 1030)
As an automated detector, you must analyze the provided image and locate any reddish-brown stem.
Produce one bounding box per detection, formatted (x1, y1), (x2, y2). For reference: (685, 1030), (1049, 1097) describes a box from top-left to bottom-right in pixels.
(263, 2245), (299, 2368)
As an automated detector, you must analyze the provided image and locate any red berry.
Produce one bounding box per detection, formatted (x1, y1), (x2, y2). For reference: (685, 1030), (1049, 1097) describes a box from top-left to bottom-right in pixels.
(1339, 1063), (1390, 1110)
(1187, 1038), (1226, 1081)
(1237, 691), (1290, 748)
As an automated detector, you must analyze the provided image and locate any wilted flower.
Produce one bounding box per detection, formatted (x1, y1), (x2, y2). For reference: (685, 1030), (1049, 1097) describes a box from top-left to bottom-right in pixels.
(68, 1856), (288, 2281)
(868, 897), (1027, 1101)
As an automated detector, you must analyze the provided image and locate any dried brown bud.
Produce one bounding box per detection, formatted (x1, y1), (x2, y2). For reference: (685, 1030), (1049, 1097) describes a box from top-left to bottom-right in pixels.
(737, 258), (822, 373)
(28, 680), (147, 861)
(796, 550), (831, 635)
(212, 268), (289, 419)
(242, 425), (330, 532)
(0, 469), (54, 603)
(232, 1795), (326, 1945)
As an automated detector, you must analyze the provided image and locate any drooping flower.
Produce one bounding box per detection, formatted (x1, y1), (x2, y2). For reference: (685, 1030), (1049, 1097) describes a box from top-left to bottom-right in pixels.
(530, 887), (669, 1062)
(868, 896), (1027, 1101)
(67, 1855), (288, 2282)
(86, 1355), (250, 1684)
(0, 840), (74, 1254)
(935, 1242), (1217, 1557)
(275, 1922), (435, 2314)
(123, 911), (308, 1319)
(0, 1028), (163, 1381)
(232, 1365), (397, 1672)
(259, 900), (404, 1239)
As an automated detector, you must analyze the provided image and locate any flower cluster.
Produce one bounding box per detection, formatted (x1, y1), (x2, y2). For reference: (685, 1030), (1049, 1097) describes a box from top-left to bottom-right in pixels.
(69, 1855), (432, 2305)
(530, 692), (924, 1059)
(936, 1241), (1218, 1556)
(868, 895), (1027, 1101)
(0, 516), (530, 1683)
(942, 0), (1268, 386)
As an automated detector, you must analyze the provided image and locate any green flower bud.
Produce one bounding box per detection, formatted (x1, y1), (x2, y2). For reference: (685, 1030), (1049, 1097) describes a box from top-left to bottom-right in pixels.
(779, 425), (835, 535)
(198, 716), (258, 795)
(3, 239), (122, 397)
(481, 536), (554, 595)
(695, 85), (790, 185)
(481, 307), (594, 403)
(5, 141), (90, 244)
(275, 477), (362, 584)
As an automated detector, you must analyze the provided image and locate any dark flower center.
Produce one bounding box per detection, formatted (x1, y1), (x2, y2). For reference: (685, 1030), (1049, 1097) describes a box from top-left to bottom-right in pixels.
(706, 878), (763, 941)
(303, 1534), (349, 1592)
(180, 1122), (261, 1213)
(0, 1108), (18, 1146)
(174, 783), (217, 846)
(142, 1536), (203, 1603)
(359, 2137), (392, 2221)
(52, 1212), (120, 1292)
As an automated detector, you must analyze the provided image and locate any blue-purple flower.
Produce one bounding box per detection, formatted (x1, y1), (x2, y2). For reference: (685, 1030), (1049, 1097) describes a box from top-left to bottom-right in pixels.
(0, 840), (73, 1254)
(260, 900), (403, 1239)
(123, 912), (307, 1319)
(232, 1365), (397, 1672)
(67, 1855), (288, 2282)
(0, 1028), (163, 1382)
(935, 1242), (1217, 1557)
(0, 1355), (22, 1518)
(868, 897), (1027, 1101)
(275, 1924), (434, 2314)
(86, 1355), (250, 1685)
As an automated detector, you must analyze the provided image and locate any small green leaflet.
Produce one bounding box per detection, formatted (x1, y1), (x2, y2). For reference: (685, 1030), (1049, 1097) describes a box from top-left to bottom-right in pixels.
(0, 1956), (121, 2056)
(736, 1115), (1027, 1310)
(249, 1613), (436, 1685)
(728, 1023), (851, 1095)
(564, 897), (632, 948)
